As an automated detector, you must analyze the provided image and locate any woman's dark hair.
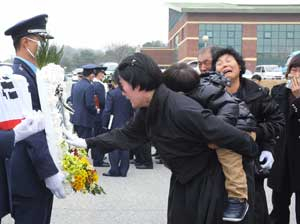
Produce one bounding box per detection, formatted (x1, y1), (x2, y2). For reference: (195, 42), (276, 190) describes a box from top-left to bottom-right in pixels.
(115, 52), (162, 91)
(163, 63), (199, 93)
(211, 47), (246, 77)
(286, 53), (300, 77)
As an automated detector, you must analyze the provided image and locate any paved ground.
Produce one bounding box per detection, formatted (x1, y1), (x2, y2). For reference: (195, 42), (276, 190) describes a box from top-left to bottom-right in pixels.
(2, 161), (296, 224)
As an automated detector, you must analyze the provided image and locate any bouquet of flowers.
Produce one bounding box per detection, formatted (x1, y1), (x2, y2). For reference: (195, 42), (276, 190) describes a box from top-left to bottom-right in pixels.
(60, 141), (105, 195)
(36, 63), (105, 195)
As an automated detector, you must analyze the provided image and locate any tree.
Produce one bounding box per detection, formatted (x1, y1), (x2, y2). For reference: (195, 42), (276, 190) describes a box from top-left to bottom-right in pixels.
(36, 40), (64, 69)
(104, 44), (135, 63)
(142, 40), (166, 48)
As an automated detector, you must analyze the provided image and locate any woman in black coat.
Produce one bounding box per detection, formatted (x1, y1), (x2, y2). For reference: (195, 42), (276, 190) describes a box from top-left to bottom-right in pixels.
(212, 47), (285, 224)
(65, 52), (259, 224)
(268, 54), (300, 224)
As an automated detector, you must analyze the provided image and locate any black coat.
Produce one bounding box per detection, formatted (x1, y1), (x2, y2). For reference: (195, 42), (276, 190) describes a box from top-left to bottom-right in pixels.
(87, 84), (258, 224)
(235, 78), (285, 154)
(268, 83), (300, 192)
(235, 78), (285, 224)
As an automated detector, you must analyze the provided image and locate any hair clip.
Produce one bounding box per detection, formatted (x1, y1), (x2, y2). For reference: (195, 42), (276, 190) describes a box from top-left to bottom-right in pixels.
(131, 59), (136, 66)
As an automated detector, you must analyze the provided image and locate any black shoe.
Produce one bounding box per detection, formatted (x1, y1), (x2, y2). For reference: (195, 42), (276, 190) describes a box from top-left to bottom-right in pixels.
(102, 172), (119, 177)
(98, 162), (110, 167)
(135, 164), (153, 169)
(223, 198), (249, 222)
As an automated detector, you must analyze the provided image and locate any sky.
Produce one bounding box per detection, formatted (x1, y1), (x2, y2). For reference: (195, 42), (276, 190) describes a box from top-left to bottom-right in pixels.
(1, 0), (300, 61)
(0, 0), (169, 61)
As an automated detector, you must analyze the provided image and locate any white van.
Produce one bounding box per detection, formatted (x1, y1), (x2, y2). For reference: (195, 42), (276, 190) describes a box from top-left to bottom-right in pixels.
(254, 65), (284, 80)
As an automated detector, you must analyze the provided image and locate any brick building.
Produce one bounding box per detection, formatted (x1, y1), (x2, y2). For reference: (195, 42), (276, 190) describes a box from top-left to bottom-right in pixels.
(142, 2), (300, 72)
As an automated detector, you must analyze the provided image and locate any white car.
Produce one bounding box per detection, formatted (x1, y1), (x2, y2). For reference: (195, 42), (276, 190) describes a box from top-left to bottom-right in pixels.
(254, 65), (284, 80)
(101, 62), (118, 76)
(242, 69), (253, 79)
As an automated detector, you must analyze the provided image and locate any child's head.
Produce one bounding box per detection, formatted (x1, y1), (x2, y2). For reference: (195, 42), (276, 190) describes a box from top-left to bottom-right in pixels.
(163, 63), (200, 93)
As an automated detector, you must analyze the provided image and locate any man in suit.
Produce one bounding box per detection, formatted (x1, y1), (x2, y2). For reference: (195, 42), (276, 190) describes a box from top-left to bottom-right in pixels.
(101, 84), (134, 176)
(92, 67), (109, 167)
(0, 117), (45, 223)
(4, 14), (65, 224)
(70, 64), (97, 142)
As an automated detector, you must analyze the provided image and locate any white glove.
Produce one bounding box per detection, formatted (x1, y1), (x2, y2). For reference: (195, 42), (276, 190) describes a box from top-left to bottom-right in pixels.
(259, 150), (274, 170)
(13, 111), (45, 143)
(63, 128), (87, 148)
(45, 172), (66, 199)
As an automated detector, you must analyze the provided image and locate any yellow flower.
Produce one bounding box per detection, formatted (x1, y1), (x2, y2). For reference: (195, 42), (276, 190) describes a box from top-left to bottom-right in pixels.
(60, 140), (105, 195)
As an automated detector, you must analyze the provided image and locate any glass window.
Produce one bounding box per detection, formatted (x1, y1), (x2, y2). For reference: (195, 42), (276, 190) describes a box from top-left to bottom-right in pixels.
(287, 32), (294, 39)
(287, 39), (294, 47)
(295, 32), (300, 38)
(272, 32), (278, 39)
(214, 24), (221, 30)
(199, 24), (242, 53)
(256, 24), (300, 65)
(214, 31), (220, 38)
(271, 25), (279, 31)
(264, 25), (271, 31)
(295, 25), (300, 31)
(207, 31), (213, 38)
(264, 32), (271, 39)
(287, 25), (294, 31)
(228, 31), (235, 38)
(257, 25), (263, 31)
(279, 32), (286, 38)
(228, 24), (235, 31)
(221, 24), (227, 31)
(279, 25), (286, 32)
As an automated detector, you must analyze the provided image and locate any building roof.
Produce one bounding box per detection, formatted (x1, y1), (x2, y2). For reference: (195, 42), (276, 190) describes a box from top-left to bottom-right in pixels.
(167, 1), (300, 13)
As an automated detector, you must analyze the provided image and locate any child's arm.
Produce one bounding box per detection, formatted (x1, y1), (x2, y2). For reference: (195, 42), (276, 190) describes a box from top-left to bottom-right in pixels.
(189, 73), (239, 126)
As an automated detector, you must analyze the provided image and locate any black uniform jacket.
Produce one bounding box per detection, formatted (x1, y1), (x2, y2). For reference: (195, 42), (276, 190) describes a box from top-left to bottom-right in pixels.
(87, 84), (258, 184)
(9, 58), (58, 198)
(268, 83), (300, 192)
(0, 130), (14, 218)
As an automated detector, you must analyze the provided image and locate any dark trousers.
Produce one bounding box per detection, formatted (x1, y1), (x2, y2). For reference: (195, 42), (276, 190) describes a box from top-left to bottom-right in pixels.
(108, 149), (129, 176)
(134, 143), (153, 166)
(74, 125), (93, 138)
(12, 194), (53, 224)
(270, 182), (300, 224)
(254, 177), (271, 224)
(91, 124), (106, 164)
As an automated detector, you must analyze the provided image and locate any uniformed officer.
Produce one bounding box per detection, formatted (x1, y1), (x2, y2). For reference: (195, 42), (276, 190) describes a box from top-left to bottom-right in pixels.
(92, 66), (110, 167)
(0, 116), (45, 223)
(101, 83), (134, 176)
(4, 14), (65, 224)
(70, 64), (97, 141)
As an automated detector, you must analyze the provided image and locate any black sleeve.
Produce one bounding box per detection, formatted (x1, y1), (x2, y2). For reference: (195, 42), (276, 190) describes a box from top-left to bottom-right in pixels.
(256, 93), (285, 153)
(86, 109), (149, 153)
(175, 105), (258, 158)
(0, 130), (15, 158)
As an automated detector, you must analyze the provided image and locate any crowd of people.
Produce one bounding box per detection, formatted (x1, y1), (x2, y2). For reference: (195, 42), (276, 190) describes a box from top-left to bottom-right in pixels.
(1, 13), (300, 224)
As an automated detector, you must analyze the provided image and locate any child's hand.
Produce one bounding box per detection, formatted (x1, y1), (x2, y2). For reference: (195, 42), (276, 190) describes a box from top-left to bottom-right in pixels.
(208, 143), (219, 150)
